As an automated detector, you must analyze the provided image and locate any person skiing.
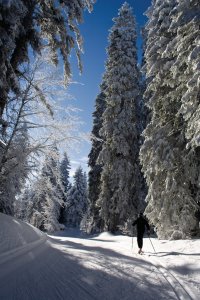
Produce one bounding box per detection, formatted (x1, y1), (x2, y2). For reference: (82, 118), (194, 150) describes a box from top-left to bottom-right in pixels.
(132, 212), (150, 254)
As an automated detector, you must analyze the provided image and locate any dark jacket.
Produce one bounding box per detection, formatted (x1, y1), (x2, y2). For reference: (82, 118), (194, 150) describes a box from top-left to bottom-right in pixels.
(132, 216), (150, 235)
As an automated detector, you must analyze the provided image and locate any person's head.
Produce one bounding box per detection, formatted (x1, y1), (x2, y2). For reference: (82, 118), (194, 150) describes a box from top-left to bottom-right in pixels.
(139, 212), (143, 217)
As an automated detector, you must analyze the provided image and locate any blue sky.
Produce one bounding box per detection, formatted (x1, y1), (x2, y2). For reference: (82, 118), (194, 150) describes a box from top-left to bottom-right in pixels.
(67, 0), (152, 177)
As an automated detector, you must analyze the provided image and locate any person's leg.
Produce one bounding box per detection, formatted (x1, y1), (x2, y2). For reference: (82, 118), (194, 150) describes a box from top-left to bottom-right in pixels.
(137, 234), (143, 253)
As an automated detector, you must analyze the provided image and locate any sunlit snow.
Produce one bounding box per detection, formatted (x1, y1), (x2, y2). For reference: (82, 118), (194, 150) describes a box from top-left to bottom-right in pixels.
(0, 213), (199, 300)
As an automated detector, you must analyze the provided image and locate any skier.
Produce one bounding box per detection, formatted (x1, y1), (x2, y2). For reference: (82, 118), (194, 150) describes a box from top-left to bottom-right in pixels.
(132, 212), (150, 254)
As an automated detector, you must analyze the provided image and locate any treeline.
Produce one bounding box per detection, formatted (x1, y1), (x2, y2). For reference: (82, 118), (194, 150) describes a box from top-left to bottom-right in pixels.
(15, 150), (88, 232)
(87, 1), (200, 239)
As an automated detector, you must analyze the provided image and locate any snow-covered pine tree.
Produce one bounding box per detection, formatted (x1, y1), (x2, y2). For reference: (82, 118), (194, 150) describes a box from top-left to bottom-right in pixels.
(60, 152), (71, 193)
(170, 0), (200, 233)
(0, 0), (95, 121)
(59, 152), (71, 223)
(80, 171), (89, 231)
(65, 166), (88, 227)
(140, 0), (199, 239)
(28, 146), (64, 232)
(97, 2), (144, 232)
(87, 82), (106, 233)
(14, 185), (32, 221)
(174, 0), (200, 150)
(140, 27), (150, 131)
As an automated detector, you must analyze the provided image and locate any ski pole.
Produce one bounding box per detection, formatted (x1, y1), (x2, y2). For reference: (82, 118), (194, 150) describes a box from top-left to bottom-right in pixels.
(149, 236), (156, 253)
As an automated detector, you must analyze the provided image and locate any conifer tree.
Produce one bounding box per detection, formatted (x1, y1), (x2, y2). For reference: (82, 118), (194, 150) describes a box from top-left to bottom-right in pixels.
(87, 82), (106, 232)
(170, 0), (200, 233)
(65, 166), (88, 227)
(140, 0), (199, 239)
(97, 3), (144, 232)
(14, 186), (32, 221)
(59, 152), (71, 223)
(60, 152), (71, 193)
(27, 146), (64, 232)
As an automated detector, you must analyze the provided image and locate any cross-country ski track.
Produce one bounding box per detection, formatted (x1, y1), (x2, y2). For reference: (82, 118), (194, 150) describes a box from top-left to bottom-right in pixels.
(0, 213), (199, 300)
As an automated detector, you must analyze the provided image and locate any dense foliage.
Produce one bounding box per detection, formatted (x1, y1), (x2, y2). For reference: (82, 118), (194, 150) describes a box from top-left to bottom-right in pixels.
(96, 3), (144, 232)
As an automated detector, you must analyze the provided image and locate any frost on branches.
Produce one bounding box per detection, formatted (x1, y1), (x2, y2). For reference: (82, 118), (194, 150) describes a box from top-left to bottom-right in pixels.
(0, 0), (95, 120)
(65, 166), (88, 228)
(97, 3), (144, 232)
(87, 82), (106, 233)
(26, 146), (65, 232)
(59, 152), (71, 224)
(140, 0), (199, 239)
(0, 124), (30, 215)
(0, 58), (78, 217)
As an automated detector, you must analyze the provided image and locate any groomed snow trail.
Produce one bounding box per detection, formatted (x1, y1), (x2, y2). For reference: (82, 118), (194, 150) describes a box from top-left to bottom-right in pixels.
(0, 214), (199, 300)
(0, 233), (176, 300)
(139, 253), (195, 300)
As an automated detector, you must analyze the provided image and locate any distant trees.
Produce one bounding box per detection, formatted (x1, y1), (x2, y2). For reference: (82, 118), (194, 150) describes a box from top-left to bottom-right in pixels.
(24, 146), (64, 232)
(59, 152), (71, 223)
(65, 166), (88, 228)
(140, 0), (200, 239)
(16, 149), (88, 232)
(60, 152), (71, 194)
(94, 3), (144, 232)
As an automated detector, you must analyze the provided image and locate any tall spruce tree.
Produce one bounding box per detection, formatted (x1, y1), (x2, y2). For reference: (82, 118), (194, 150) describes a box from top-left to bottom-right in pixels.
(0, 0), (95, 121)
(59, 152), (71, 223)
(65, 166), (88, 227)
(88, 82), (106, 233)
(60, 152), (71, 193)
(140, 0), (199, 239)
(97, 2), (144, 232)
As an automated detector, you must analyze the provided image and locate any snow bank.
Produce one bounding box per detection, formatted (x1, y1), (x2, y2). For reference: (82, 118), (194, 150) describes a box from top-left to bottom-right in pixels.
(0, 212), (44, 255)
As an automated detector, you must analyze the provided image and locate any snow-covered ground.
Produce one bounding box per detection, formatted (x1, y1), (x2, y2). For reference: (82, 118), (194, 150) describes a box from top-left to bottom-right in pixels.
(0, 213), (199, 300)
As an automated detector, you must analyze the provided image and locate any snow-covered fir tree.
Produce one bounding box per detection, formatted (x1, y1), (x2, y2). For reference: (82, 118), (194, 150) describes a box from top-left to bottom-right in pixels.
(140, 0), (199, 239)
(97, 2), (144, 232)
(14, 185), (31, 221)
(87, 82), (106, 233)
(27, 146), (64, 232)
(170, 0), (200, 233)
(173, 0), (200, 151)
(0, 0), (95, 122)
(65, 166), (88, 227)
(59, 152), (71, 223)
(60, 152), (71, 193)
